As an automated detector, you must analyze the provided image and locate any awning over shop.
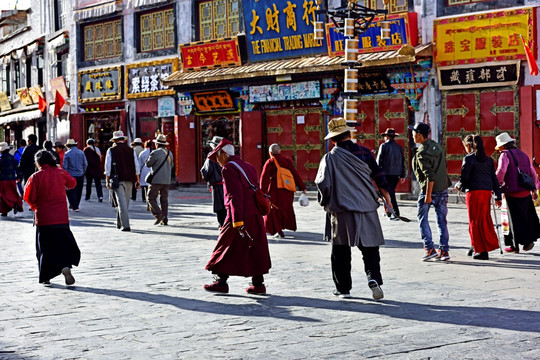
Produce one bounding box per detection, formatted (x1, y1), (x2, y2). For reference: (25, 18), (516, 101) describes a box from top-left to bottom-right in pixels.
(163, 44), (433, 88)
(0, 105), (41, 125)
(74, 1), (123, 21)
(47, 33), (67, 52)
(128, 0), (170, 8)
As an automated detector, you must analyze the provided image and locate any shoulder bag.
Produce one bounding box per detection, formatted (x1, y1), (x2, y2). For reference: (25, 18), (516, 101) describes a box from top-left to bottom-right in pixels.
(145, 150), (170, 184)
(272, 158), (296, 192)
(229, 161), (272, 216)
(109, 149), (120, 190)
(506, 150), (536, 191)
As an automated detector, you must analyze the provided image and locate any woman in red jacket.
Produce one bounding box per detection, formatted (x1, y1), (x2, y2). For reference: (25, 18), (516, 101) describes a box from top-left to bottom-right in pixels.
(24, 150), (81, 285)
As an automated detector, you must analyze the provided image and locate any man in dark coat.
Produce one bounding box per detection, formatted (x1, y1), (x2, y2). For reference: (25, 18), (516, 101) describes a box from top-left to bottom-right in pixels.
(200, 136), (226, 227)
(18, 134), (41, 185)
(204, 139), (271, 295)
(84, 138), (104, 202)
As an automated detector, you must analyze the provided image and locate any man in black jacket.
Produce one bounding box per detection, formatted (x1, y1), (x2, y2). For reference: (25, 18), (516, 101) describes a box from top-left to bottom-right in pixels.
(376, 128), (406, 218)
(18, 134), (41, 186)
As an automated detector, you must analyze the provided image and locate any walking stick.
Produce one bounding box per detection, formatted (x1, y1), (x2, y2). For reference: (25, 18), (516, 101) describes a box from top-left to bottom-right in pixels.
(491, 197), (503, 254)
(378, 192), (411, 222)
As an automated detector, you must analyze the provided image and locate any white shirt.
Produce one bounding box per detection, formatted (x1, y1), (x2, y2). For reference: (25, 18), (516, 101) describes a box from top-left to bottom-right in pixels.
(104, 142), (141, 177)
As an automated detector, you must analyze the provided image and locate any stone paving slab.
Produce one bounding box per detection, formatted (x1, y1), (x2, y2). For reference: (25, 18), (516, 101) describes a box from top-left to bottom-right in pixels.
(0, 187), (539, 359)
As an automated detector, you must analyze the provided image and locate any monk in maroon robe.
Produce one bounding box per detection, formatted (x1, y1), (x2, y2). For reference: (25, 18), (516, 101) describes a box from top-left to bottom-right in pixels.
(260, 143), (306, 238)
(204, 139), (271, 295)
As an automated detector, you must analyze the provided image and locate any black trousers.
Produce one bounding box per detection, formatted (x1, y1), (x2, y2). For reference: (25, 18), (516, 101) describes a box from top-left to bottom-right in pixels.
(331, 244), (382, 294)
(217, 273), (264, 286)
(216, 209), (227, 227)
(66, 176), (84, 210)
(386, 175), (400, 216)
(85, 174), (103, 200)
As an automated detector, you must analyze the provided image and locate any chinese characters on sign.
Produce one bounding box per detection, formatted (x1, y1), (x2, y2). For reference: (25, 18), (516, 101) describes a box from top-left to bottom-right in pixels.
(249, 81), (320, 103)
(355, 71), (393, 94)
(180, 38), (241, 71)
(326, 13), (417, 56)
(79, 66), (122, 103)
(438, 61), (519, 90)
(434, 8), (534, 65)
(126, 58), (178, 99)
(193, 90), (236, 112)
(243, 0), (327, 62)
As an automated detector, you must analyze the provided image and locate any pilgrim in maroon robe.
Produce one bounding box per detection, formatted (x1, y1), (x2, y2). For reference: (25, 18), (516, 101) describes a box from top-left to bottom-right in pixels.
(260, 154), (306, 235)
(205, 155), (271, 277)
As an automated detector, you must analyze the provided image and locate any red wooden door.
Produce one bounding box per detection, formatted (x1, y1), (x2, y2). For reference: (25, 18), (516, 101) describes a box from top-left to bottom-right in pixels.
(442, 86), (519, 178)
(177, 115), (197, 183)
(265, 107), (324, 183)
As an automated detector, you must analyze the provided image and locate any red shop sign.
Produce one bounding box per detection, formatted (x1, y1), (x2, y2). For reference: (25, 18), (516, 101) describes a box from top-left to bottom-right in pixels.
(180, 37), (241, 71)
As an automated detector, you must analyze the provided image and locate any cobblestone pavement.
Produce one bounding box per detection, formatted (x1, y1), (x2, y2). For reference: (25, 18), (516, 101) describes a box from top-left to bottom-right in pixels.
(1, 187), (539, 360)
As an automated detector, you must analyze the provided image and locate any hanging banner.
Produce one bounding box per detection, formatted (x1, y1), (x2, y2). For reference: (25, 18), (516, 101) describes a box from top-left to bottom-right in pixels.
(434, 7), (535, 66)
(249, 81), (321, 103)
(78, 66), (122, 103)
(180, 37), (241, 71)
(438, 60), (520, 90)
(243, 0), (327, 62)
(0, 92), (12, 112)
(326, 12), (418, 57)
(16, 88), (34, 106)
(126, 58), (178, 99)
(158, 96), (176, 117)
(29, 86), (45, 104)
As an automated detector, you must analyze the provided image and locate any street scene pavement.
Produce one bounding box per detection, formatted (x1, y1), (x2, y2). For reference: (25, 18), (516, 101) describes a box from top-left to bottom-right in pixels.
(1, 187), (539, 359)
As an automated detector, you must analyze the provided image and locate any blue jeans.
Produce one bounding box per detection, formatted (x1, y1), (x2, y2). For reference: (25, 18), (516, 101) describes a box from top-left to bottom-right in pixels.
(417, 190), (449, 251)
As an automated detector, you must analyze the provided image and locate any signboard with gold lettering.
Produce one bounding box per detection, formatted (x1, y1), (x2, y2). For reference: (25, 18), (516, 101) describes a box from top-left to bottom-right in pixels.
(243, 0), (327, 62)
(78, 66), (122, 103)
(16, 88), (34, 106)
(0, 92), (11, 112)
(434, 7), (534, 66)
(180, 38), (241, 71)
(126, 58), (178, 99)
(327, 13), (417, 57)
(193, 91), (236, 112)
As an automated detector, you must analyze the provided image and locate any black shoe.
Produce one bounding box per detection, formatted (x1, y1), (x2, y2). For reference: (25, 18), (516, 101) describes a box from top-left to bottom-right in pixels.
(160, 218), (168, 225)
(467, 247), (474, 256)
(1, 213), (7, 217)
(154, 216), (162, 225)
(85, 198), (90, 201)
(333, 289), (351, 298)
(473, 252), (489, 260)
(523, 242), (535, 252)
(121, 227), (131, 232)
(98, 198), (103, 203)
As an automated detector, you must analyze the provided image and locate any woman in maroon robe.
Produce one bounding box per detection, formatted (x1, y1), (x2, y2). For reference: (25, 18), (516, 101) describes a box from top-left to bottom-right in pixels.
(204, 139), (271, 295)
(260, 144), (306, 238)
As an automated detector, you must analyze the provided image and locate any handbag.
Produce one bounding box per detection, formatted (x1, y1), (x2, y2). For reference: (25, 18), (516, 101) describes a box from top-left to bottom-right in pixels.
(507, 150), (536, 191)
(145, 150), (170, 184)
(272, 158), (296, 192)
(109, 149), (120, 190)
(229, 161), (272, 216)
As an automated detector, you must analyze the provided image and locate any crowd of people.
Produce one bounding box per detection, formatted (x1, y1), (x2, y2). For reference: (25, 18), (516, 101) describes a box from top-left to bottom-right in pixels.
(0, 120), (538, 298)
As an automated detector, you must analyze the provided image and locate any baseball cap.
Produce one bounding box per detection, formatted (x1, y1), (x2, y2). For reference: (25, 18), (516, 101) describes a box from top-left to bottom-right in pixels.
(408, 123), (430, 137)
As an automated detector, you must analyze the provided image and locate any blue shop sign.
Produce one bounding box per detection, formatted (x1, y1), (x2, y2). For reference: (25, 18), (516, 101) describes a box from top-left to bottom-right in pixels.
(243, 0), (328, 62)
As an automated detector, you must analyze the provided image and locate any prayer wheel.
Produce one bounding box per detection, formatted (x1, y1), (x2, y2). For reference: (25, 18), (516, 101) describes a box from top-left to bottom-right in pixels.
(344, 99), (358, 121)
(344, 18), (355, 38)
(314, 21), (324, 41)
(345, 38), (359, 63)
(344, 69), (358, 93)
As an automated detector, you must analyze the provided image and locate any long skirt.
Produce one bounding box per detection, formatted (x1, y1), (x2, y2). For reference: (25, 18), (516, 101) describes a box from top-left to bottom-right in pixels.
(0, 180), (23, 214)
(466, 190), (499, 253)
(36, 224), (81, 283)
(505, 194), (540, 247)
(206, 214), (271, 277)
(264, 189), (297, 235)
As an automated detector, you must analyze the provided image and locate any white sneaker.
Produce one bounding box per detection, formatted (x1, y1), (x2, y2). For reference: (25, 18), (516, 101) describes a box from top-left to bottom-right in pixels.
(61, 267), (75, 285)
(368, 280), (384, 300)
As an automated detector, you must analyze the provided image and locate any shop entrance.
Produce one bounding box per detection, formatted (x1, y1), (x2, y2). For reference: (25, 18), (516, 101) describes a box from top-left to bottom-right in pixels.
(83, 112), (121, 154)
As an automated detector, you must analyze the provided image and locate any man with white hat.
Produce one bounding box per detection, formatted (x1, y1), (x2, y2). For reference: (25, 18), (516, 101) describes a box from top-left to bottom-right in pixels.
(200, 136), (226, 227)
(130, 138), (144, 201)
(63, 139), (88, 212)
(104, 130), (141, 231)
(315, 118), (392, 300)
(145, 134), (173, 225)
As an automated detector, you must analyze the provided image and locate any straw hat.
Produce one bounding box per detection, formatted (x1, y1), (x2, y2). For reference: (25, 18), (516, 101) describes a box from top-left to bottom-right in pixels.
(495, 132), (515, 150)
(111, 130), (127, 141)
(65, 139), (78, 146)
(324, 117), (356, 140)
(153, 134), (169, 146)
(207, 136), (224, 149)
(131, 138), (143, 145)
(0, 142), (9, 151)
(380, 128), (398, 137)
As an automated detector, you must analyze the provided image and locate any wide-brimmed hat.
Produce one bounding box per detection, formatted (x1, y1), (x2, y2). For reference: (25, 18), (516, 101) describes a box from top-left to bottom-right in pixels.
(54, 141), (64, 148)
(495, 132), (515, 150)
(208, 138), (233, 162)
(380, 128), (398, 137)
(111, 130), (127, 141)
(131, 138), (143, 145)
(408, 123), (430, 137)
(153, 134), (169, 146)
(0, 142), (9, 151)
(65, 139), (78, 146)
(86, 138), (95, 145)
(324, 117), (356, 140)
(207, 136), (224, 149)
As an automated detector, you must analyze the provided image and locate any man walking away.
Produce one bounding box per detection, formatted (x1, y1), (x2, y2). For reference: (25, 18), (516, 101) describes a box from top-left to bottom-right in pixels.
(145, 134), (173, 226)
(130, 138), (144, 200)
(104, 131), (140, 232)
(63, 139), (87, 212)
(83, 139), (104, 202)
(200, 136), (227, 228)
(410, 123), (452, 261)
(316, 118), (392, 300)
(376, 128), (406, 219)
(18, 134), (41, 186)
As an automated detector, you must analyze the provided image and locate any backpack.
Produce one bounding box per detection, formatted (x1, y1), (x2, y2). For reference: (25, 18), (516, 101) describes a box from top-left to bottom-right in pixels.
(272, 158), (296, 192)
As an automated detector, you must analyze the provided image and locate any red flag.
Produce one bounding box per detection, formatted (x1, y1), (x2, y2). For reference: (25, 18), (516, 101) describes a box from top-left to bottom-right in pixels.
(38, 95), (47, 113)
(54, 90), (66, 117)
(521, 35), (538, 76)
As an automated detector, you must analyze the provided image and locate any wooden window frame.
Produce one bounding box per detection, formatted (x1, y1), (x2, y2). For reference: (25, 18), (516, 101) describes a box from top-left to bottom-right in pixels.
(447, 0), (494, 5)
(83, 19), (122, 61)
(198, 0), (241, 41)
(138, 7), (175, 53)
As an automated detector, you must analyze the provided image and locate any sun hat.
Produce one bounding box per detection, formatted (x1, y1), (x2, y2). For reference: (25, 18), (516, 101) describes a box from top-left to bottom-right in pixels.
(153, 134), (169, 146)
(0, 142), (9, 151)
(494, 132), (515, 150)
(111, 130), (127, 141)
(380, 128), (398, 137)
(65, 139), (78, 146)
(324, 117), (356, 140)
(131, 138), (143, 145)
(408, 123), (431, 137)
(208, 138), (233, 162)
(207, 136), (224, 149)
